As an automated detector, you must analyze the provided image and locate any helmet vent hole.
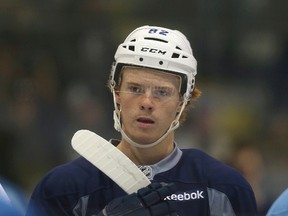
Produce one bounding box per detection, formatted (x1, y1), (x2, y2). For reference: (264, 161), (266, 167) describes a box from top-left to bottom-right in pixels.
(128, 46), (135, 51)
(172, 53), (180, 58)
(159, 61), (163, 65)
(176, 46), (182, 50)
(144, 37), (168, 43)
(139, 57), (143, 62)
(182, 55), (188, 59)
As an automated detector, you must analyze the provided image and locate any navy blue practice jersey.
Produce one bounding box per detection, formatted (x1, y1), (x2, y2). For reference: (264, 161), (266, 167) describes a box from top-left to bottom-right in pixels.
(25, 147), (257, 216)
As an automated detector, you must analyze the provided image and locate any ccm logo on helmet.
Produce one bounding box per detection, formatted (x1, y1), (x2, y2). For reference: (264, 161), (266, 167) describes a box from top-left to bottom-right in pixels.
(141, 47), (167, 55)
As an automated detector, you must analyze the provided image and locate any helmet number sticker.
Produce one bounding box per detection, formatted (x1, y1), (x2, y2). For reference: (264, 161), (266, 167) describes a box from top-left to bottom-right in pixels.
(148, 28), (169, 36)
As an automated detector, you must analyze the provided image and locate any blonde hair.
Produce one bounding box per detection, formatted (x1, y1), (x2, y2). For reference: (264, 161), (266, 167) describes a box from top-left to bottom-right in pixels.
(179, 87), (201, 124)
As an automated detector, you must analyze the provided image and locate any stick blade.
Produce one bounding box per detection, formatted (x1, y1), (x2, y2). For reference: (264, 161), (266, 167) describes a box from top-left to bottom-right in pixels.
(71, 130), (150, 194)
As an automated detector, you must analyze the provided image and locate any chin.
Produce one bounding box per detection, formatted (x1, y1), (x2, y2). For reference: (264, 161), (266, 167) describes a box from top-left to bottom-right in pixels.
(130, 135), (158, 145)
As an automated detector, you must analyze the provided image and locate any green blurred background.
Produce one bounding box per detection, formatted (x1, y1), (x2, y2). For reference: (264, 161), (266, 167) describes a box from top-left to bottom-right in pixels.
(0, 0), (287, 214)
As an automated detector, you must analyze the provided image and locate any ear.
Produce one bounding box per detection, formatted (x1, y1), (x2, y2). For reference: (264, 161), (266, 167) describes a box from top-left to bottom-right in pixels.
(115, 91), (121, 105)
(176, 103), (182, 113)
(176, 97), (185, 113)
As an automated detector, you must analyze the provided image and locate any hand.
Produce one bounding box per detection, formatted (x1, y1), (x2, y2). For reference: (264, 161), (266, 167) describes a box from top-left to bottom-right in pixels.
(97, 182), (177, 216)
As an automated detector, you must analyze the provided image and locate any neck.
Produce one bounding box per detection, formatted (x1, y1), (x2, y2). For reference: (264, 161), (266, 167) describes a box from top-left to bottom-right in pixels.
(117, 133), (175, 165)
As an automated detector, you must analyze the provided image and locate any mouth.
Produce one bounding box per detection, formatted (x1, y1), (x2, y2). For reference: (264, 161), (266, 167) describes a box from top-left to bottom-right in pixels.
(137, 117), (155, 124)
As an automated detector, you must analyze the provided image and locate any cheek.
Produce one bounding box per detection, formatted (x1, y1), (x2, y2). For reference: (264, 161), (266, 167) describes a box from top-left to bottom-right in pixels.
(115, 94), (129, 110)
(161, 102), (181, 118)
(117, 96), (134, 114)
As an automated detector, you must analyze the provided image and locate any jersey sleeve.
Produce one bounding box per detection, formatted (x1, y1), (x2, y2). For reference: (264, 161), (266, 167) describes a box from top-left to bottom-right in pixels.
(25, 157), (122, 216)
(208, 183), (257, 215)
(207, 164), (258, 215)
(181, 149), (258, 215)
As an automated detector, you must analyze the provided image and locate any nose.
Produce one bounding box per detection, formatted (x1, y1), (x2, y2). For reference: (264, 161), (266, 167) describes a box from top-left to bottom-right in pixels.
(139, 93), (154, 111)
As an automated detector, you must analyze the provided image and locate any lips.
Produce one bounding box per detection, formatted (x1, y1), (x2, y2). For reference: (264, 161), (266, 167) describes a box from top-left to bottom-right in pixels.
(137, 117), (155, 124)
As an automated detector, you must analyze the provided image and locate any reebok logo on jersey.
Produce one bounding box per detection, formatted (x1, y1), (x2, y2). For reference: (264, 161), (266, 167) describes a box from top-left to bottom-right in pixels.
(164, 190), (204, 201)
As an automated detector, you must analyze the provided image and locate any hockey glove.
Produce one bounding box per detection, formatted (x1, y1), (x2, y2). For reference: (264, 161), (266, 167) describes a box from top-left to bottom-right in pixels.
(96, 182), (177, 216)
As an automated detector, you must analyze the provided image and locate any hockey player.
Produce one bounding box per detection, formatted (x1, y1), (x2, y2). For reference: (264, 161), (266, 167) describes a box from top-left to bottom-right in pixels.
(26, 25), (257, 215)
(0, 183), (10, 204)
(267, 188), (288, 216)
(0, 183), (22, 216)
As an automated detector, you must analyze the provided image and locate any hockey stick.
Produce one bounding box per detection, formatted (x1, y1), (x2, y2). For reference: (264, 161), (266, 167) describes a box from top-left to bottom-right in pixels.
(71, 129), (151, 194)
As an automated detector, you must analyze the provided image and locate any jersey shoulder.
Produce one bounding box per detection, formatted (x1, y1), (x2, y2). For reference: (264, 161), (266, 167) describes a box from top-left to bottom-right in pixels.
(180, 149), (257, 213)
(180, 148), (251, 189)
(32, 157), (108, 199)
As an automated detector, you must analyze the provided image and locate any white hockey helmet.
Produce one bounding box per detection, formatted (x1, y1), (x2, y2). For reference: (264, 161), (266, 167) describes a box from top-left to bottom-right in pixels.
(109, 25), (197, 100)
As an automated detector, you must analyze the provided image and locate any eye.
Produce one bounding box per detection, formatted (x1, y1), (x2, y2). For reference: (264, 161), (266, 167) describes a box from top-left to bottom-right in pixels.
(153, 87), (172, 97)
(128, 85), (144, 94)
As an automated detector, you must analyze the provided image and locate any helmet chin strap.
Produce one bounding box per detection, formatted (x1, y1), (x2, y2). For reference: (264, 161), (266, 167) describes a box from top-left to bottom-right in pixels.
(112, 90), (188, 148)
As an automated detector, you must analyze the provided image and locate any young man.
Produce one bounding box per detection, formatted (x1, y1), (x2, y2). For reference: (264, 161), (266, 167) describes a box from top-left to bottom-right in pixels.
(26, 25), (257, 215)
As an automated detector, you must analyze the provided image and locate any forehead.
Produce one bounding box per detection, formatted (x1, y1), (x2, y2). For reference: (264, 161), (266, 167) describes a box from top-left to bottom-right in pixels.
(120, 66), (181, 87)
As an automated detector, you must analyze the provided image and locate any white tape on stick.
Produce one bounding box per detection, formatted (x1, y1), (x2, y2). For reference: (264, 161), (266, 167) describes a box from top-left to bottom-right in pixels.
(71, 129), (151, 194)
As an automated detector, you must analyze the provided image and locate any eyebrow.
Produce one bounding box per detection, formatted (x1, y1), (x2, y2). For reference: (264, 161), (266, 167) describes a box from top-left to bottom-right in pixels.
(125, 81), (141, 86)
(124, 81), (175, 89)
